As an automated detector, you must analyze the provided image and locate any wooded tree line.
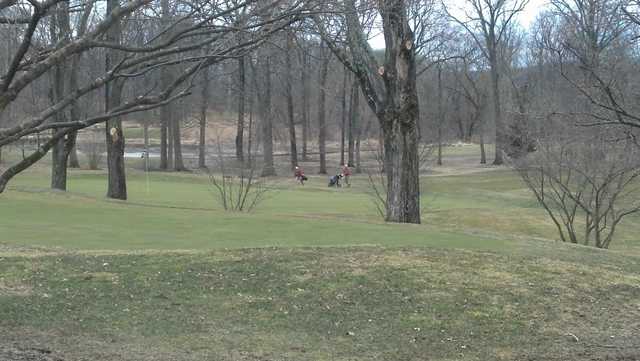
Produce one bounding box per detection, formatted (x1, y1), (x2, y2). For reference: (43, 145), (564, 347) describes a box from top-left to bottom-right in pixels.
(1, 0), (640, 229)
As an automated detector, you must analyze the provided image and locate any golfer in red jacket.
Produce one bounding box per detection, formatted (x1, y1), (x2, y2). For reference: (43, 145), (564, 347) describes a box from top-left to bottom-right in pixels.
(294, 166), (307, 185)
(341, 164), (352, 187)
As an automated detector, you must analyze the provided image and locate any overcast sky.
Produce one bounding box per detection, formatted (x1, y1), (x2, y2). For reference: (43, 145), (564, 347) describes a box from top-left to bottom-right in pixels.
(518, 0), (548, 27)
(369, 0), (549, 49)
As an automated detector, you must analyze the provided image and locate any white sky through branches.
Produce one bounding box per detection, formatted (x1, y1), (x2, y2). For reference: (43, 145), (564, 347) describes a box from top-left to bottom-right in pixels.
(369, 0), (549, 49)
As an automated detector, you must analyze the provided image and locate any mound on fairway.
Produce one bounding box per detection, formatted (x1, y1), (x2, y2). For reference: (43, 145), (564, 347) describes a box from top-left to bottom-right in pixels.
(1, 245), (639, 361)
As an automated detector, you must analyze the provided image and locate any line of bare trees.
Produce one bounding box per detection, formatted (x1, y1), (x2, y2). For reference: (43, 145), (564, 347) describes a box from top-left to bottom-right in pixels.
(0, 0), (311, 193)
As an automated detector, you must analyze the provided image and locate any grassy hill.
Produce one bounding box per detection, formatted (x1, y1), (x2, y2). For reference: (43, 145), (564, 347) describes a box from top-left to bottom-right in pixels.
(1, 146), (639, 360)
(1, 245), (639, 360)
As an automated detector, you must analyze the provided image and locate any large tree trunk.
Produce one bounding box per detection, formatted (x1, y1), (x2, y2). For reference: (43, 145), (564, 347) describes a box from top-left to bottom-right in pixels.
(51, 126), (77, 191)
(236, 55), (245, 162)
(42, 0), (90, 177)
(50, 60), (69, 190)
(259, 51), (275, 177)
(375, 0), (421, 223)
(199, 67), (209, 169)
(104, 100), (127, 201)
(50, 2), (73, 191)
(105, 0), (126, 200)
(286, 32), (298, 169)
(382, 109), (420, 223)
(348, 78), (358, 167)
(317, 49), (329, 174)
(378, 17), (421, 223)
(340, 0), (421, 223)
(50, 136), (69, 190)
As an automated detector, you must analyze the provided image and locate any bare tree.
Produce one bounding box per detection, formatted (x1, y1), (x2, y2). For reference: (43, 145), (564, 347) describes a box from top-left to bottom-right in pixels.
(446, 0), (528, 165)
(235, 6), (248, 163)
(207, 136), (273, 212)
(340, 67), (347, 166)
(237, 50), (247, 163)
(158, 0), (169, 170)
(347, 76), (358, 167)
(285, 31), (298, 169)
(171, 100), (186, 171)
(317, 44), (329, 174)
(258, 46), (276, 177)
(0, 0), (310, 193)
(546, 0), (639, 138)
(514, 125), (640, 249)
(104, 0), (127, 199)
(452, 54), (490, 164)
(49, 0), (74, 190)
(297, 36), (310, 161)
(316, 0), (422, 223)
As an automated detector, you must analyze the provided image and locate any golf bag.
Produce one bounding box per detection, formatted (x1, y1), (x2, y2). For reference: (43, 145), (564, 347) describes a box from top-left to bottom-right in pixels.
(328, 174), (343, 187)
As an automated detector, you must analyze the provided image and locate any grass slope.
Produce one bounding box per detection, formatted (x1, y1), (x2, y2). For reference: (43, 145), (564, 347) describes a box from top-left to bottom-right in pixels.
(1, 246), (639, 360)
(1, 148), (640, 360)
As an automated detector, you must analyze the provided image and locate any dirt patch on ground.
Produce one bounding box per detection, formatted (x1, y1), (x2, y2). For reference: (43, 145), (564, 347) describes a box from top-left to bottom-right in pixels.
(0, 345), (63, 361)
(0, 243), (64, 258)
(0, 280), (33, 297)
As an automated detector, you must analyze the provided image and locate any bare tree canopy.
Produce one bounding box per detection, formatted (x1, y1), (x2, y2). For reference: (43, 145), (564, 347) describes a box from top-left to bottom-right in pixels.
(445, 0), (528, 164)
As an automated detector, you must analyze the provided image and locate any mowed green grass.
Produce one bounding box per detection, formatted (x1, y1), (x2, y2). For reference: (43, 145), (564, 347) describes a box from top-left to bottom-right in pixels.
(0, 168), (512, 251)
(1, 162), (639, 253)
